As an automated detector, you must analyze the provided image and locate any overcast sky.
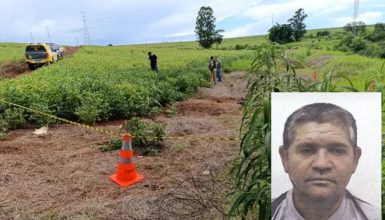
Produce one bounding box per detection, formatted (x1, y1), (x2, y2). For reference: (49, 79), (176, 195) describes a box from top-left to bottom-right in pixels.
(1, 0), (384, 46)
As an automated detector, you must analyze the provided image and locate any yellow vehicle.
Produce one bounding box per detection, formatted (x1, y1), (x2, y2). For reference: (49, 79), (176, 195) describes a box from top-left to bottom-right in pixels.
(25, 43), (59, 70)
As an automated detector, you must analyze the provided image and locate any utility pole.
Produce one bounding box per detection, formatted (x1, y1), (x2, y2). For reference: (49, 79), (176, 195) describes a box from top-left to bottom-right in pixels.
(353, 0), (359, 37)
(272, 13), (274, 27)
(29, 32), (34, 43)
(81, 11), (92, 45)
(46, 26), (51, 42)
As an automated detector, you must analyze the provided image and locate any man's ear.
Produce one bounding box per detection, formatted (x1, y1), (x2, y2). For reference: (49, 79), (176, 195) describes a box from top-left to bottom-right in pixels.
(279, 145), (290, 173)
(352, 146), (362, 173)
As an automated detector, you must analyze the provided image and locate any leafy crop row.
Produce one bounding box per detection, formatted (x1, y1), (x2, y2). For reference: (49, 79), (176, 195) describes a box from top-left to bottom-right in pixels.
(0, 45), (252, 131)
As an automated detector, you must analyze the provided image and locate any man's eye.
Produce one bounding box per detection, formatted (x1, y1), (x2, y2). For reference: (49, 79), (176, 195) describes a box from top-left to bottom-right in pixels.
(330, 148), (346, 155)
(300, 147), (315, 155)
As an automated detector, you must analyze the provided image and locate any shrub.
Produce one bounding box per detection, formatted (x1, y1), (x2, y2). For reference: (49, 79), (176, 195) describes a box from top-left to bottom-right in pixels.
(124, 117), (165, 155)
(75, 92), (110, 125)
(351, 37), (368, 52)
(268, 23), (295, 44)
(316, 30), (330, 37)
(3, 107), (25, 129)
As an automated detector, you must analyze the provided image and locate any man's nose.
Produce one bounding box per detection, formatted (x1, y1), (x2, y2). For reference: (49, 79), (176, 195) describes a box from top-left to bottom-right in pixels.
(312, 149), (332, 173)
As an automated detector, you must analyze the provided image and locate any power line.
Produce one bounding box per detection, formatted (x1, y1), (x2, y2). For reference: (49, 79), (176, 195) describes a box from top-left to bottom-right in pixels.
(81, 11), (92, 45)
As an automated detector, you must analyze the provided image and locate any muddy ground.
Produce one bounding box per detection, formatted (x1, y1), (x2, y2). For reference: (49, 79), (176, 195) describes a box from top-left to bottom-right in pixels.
(0, 71), (247, 220)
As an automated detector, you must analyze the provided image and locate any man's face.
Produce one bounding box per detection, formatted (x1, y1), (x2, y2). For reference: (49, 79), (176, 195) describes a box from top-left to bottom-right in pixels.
(279, 122), (361, 202)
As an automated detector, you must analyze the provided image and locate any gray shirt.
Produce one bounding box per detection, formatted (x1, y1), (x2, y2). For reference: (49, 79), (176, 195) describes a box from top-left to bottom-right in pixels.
(272, 188), (380, 220)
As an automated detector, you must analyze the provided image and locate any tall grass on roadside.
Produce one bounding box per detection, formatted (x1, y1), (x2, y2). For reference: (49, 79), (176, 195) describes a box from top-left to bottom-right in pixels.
(229, 42), (305, 219)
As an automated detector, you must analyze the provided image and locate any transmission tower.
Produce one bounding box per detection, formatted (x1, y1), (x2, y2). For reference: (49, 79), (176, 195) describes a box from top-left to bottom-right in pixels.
(29, 32), (34, 43)
(353, 0), (359, 36)
(81, 11), (92, 45)
(46, 26), (51, 42)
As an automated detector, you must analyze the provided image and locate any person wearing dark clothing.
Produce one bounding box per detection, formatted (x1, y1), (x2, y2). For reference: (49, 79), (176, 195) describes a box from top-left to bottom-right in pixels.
(214, 56), (223, 82)
(148, 52), (158, 71)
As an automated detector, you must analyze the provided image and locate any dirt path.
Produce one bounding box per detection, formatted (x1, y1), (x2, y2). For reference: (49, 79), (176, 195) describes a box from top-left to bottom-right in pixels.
(0, 71), (247, 220)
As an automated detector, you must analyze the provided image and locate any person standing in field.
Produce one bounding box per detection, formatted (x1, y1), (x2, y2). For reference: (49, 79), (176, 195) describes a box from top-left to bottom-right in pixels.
(148, 52), (158, 71)
(214, 56), (223, 82)
(208, 56), (217, 85)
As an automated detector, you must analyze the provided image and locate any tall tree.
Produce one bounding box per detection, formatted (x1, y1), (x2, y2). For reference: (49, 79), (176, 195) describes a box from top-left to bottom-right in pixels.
(288, 8), (307, 41)
(195, 6), (223, 49)
(268, 23), (295, 44)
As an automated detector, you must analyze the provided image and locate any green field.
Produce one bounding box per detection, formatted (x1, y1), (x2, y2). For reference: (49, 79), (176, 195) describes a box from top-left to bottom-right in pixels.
(0, 43), (25, 62)
(0, 41), (254, 127)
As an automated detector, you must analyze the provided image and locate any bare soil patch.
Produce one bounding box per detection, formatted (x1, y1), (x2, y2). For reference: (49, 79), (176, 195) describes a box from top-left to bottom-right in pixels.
(305, 55), (332, 68)
(0, 71), (247, 219)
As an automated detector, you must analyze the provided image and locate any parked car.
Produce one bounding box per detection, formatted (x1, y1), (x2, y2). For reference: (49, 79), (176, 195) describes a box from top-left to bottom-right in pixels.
(58, 45), (65, 59)
(25, 43), (59, 70)
(47, 43), (64, 60)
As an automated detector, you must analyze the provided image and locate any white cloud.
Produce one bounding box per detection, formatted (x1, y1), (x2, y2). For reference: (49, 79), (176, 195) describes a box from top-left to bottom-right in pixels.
(331, 11), (384, 27)
(243, 0), (353, 23)
(165, 31), (194, 38)
(359, 12), (384, 24)
(331, 16), (354, 27)
(224, 23), (259, 38)
(0, 0), (384, 45)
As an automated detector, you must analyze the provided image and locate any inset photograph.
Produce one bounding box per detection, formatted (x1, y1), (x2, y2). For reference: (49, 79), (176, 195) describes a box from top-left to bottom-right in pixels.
(271, 92), (381, 220)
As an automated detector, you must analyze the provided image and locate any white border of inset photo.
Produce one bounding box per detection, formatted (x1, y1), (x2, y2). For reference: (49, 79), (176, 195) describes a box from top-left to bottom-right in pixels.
(271, 92), (381, 207)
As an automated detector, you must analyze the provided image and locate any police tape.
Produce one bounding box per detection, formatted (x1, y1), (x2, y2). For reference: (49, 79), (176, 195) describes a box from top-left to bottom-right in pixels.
(0, 99), (240, 142)
(0, 99), (121, 137)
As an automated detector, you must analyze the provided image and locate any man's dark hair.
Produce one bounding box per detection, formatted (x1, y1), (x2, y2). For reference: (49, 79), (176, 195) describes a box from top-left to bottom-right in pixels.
(283, 103), (357, 148)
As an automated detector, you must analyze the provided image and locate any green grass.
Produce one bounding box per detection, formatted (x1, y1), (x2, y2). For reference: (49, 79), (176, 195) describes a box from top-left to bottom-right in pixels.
(0, 43), (25, 62)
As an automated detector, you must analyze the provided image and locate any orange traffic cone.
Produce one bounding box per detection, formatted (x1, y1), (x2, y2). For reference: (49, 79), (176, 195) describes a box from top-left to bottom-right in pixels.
(109, 133), (144, 187)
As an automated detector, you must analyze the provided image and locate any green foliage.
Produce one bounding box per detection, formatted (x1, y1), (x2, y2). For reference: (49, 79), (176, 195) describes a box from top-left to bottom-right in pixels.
(229, 42), (384, 219)
(195, 6), (224, 49)
(28, 102), (57, 126)
(124, 117), (165, 155)
(268, 23), (295, 44)
(337, 35), (368, 53)
(343, 21), (367, 35)
(0, 43), (25, 62)
(288, 8), (308, 41)
(2, 107), (25, 129)
(165, 103), (177, 118)
(75, 92), (110, 125)
(0, 116), (8, 139)
(0, 42), (253, 130)
(366, 23), (385, 42)
(98, 138), (122, 152)
(351, 37), (368, 52)
(316, 30), (330, 37)
(229, 42), (305, 219)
